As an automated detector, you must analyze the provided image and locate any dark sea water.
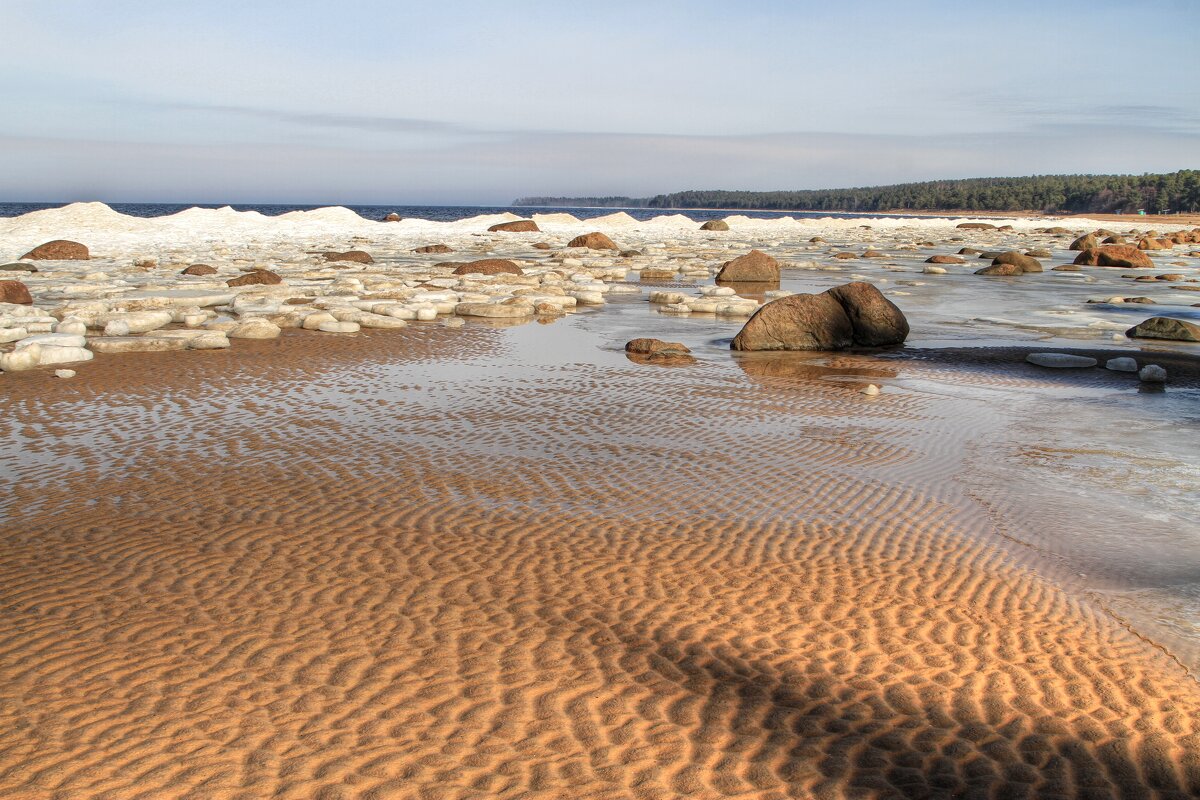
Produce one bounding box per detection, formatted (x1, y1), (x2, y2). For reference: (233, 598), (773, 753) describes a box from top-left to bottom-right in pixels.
(0, 202), (928, 223)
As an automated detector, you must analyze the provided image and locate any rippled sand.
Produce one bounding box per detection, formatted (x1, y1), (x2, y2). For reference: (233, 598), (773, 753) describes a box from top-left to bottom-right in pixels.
(2, 318), (1199, 799)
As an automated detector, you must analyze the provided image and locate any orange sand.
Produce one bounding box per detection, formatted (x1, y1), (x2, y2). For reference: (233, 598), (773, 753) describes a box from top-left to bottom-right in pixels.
(1, 328), (1198, 799)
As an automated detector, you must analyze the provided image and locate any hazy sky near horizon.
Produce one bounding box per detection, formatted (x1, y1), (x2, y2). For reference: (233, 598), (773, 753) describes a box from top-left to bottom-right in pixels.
(1, 0), (1197, 204)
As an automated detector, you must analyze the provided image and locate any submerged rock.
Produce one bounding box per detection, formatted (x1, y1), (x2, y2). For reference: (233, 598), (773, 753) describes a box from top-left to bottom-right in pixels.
(731, 281), (907, 351)
(717, 249), (780, 282)
(20, 240), (89, 260)
(925, 255), (965, 264)
(414, 244), (454, 254)
(321, 250), (374, 264)
(0, 262), (36, 272)
(991, 251), (1042, 272)
(1073, 245), (1154, 268)
(974, 263), (1024, 276)
(1139, 364), (1167, 383)
(625, 338), (691, 355)
(1125, 316), (1200, 342)
(1105, 357), (1138, 372)
(1025, 353), (1098, 368)
(956, 222), (996, 230)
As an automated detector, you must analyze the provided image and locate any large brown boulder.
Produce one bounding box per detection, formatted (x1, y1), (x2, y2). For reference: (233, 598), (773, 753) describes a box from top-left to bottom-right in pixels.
(567, 232), (618, 250)
(0, 280), (33, 304)
(322, 250), (374, 264)
(1070, 233), (1099, 251)
(20, 240), (89, 260)
(1138, 237), (1169, 251)
(180, 264), (218, 276)
(414, 244), (454, 254)
(1125, 317), (1200, 342)
(227, 269), (283, 287)
(956, 222), (996, 230)
(451, 259), (523, 276)
(974, 263), (1024, 276)
(717, 249), (780, 282)
(700, 219), (730, 231)
(991, 251), (1042, 272)
(926, 255), (966, 264)
(731, 281), (907, 351)
(488, 220), (539, 233)
(625, 338), (691, 355)
(1073, 245), (1153, 268)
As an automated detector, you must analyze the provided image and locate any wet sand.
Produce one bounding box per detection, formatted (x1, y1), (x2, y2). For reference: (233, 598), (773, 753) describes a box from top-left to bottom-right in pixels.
(2, 318), (1199, 799)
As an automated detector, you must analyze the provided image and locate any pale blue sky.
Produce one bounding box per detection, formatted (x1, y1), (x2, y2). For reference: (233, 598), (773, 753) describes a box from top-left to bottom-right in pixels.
(1, 0), (1196, 204)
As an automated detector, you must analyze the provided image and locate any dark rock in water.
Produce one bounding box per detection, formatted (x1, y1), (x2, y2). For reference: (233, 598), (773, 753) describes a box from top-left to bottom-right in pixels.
(992, 251), (1042, 273)
(809, 236), (826, 243)
(862, 250), (887, 258)
(1025, 249), (1052, 258)
(21, 240), (89, 260)
(1158, 273), (1185, 282)
(1102, 235), (1126, 244)
(1052, 264), (1082, 271)
(0, 262), (36, 272)
(826, 282), (910, 346)
(625, 338), (695, 365)
(731, 281), (907, 351)
(1125, 316), (1200, 342)
(978, 251), (1005, 259)
(958, 247), (982, 255)
(567, 232), (618, 250)
(0, 280), (33, 304)
(322, 250), (374, 264)
(619, 249), (643, 257)
(717, 249), (780, 282)
(488, 220), (539, 233)
(227, 269), (282, 287)
(956, 222), (996, 230)
(975, 263), (1025, 276)
(451, 259), (523, 276)
(181, 264), (217, 276)
(833, 252), (858, 260)
(1073, 245), (1153, 268)
(414, 244), (454, 254)
(625, 338), (691, 355)
(384, 212), (402, 222)
(926, 255), (965, 264)
(700, 220), (729, 231)
(532, 242), (553, 250)
(997, 224), (1014, 231)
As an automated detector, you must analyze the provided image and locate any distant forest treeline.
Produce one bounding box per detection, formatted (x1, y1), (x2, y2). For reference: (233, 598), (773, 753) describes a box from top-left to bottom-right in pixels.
(515, 171), (1200, 214)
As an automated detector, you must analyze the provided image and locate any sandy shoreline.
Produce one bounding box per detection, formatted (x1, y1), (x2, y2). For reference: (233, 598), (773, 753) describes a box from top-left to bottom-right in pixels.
(2, 319), (1199, 798)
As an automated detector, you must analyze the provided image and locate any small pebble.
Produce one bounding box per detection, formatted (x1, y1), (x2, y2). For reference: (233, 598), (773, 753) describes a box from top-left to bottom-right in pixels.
(54, 369), (76, 379)
(862, 384), (881, 396)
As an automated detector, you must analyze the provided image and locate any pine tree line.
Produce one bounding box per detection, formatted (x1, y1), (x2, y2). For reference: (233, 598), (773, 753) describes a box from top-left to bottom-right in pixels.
(514, 171), (1200, 214)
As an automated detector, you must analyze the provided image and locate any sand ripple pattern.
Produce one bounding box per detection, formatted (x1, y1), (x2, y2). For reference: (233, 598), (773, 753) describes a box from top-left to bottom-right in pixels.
(1, 328), (1198, 799)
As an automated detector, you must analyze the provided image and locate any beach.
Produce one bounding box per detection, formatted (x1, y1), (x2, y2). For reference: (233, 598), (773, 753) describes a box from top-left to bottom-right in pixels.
(2, 206), (1199, 798)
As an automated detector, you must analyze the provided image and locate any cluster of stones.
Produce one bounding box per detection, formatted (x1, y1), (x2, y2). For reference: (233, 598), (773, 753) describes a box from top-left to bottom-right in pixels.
(4, 213), (1199, 376)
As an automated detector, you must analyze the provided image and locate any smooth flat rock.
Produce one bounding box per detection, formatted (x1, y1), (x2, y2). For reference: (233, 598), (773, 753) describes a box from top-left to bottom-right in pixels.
(455, 302), (534, 318)
(1026, 353), (1098, 368)
(1105, 357), (1139, 372)
(1125, 316), (1200, 342)
(88, 336), (190, 353)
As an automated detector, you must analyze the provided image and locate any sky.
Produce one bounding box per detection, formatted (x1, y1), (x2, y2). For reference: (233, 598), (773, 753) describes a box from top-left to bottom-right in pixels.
(0, 0), (1197, 205)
